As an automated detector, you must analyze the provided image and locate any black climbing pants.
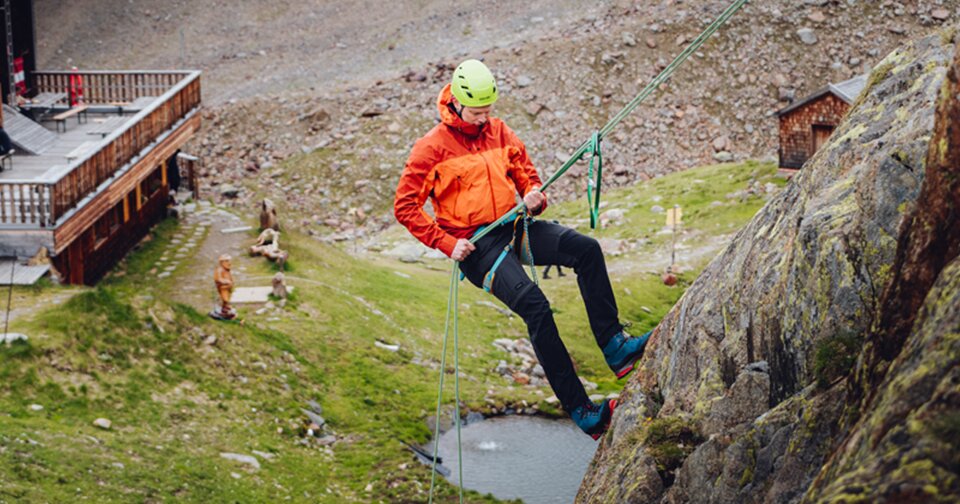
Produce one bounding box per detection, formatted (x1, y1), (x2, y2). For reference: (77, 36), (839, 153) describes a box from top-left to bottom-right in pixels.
(459, 220), (622, 413)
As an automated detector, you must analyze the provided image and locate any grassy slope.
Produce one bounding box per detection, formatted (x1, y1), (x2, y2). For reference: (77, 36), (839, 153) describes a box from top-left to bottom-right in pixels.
(0, 161), (782, 503)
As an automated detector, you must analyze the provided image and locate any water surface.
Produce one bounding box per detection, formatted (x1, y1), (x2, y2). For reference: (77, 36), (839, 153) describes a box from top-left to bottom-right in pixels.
(436, 415), (598, 503)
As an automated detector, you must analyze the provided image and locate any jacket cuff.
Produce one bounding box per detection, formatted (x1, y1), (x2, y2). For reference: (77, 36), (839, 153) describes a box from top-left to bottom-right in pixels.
(437, 234), (459, 258)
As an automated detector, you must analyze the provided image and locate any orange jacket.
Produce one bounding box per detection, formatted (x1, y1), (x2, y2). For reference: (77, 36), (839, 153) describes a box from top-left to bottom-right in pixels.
(394, 84), (546, 257)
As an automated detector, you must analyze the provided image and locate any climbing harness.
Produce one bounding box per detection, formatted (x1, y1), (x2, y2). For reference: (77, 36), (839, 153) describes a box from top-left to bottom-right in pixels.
(428, 1), (748, 500)
(466, 211), (538, 295)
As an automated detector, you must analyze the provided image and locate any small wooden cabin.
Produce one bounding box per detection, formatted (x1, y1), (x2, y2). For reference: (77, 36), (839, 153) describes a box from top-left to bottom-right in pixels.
(0, 0), (202, 285)
(777, 74), (867, 170)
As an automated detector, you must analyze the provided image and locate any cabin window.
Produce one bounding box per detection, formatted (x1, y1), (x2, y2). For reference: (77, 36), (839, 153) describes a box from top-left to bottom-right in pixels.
(145, 166), (164, 198)
(110, 200), (123, 232)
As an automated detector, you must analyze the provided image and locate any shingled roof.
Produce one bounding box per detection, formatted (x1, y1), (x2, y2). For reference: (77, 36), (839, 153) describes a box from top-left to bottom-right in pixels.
(776, 73), (869, 116)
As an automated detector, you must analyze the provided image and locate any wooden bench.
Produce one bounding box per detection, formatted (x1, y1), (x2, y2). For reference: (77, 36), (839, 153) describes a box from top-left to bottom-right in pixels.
(108, 101), (131, 115)
(19, 92), (67, 120)
(53, 105), (89, 133)
(65, 141), (98, 162)
(86, 116), (129, 138)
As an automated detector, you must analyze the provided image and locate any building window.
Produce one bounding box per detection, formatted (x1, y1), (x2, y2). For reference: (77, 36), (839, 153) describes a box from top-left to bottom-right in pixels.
(93, 203), (122, 249)
(145, 166), (164, 198)
(110, 200), (123, 232)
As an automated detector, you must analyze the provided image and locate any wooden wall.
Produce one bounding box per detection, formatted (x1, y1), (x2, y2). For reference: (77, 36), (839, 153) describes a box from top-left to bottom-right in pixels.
(52, 112), (200, 285)
(778, 94), (850, 169)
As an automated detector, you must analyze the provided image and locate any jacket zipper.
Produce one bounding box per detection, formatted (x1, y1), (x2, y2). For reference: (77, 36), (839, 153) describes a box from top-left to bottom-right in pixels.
(454, 175), (462, 220)
(479, 147), (497, 217)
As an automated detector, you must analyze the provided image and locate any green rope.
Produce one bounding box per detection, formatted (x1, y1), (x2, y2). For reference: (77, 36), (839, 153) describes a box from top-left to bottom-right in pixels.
(585, 132), (603, 229)
(467, 0), (748, 246)
(453, 264), (464, 503)
(428, 264), (460, 504)
(426, 0), (748, 499)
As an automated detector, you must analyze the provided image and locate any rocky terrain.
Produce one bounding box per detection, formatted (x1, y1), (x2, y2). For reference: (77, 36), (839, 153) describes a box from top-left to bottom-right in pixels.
(577, 25), (959, 503)
(22, 1), (960, 502)
(37, 0), (960, 246)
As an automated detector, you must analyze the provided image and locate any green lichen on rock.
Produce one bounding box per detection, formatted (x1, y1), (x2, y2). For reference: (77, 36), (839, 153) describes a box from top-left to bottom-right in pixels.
(579, 26), (959, 504)
(738, 446), (757, 488)
(641, 416), (704, 485)
(929, 411), (960, 458)
(813, 331), (863, 389)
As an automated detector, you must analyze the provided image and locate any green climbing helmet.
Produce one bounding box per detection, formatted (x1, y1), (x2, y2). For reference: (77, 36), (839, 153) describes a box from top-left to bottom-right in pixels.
(450, 59), (499, 108)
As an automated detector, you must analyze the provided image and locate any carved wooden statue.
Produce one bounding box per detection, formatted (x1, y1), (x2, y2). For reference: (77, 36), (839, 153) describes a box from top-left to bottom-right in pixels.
(250, 228), (289, 267)
(211, 254), (237, 320)
(260, 198), (279, 231)
(272, 272), (288, 299)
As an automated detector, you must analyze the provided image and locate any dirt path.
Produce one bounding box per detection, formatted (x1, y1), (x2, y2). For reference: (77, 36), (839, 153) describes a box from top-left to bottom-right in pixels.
(161, 201), (260, 313)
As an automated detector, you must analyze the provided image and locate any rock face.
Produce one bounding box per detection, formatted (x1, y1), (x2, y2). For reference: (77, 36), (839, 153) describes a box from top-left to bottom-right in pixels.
(578, 28), (959, 503)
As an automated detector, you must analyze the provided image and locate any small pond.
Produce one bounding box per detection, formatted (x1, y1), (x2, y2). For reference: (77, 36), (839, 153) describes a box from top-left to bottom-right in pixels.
(436, 415), (599, 504)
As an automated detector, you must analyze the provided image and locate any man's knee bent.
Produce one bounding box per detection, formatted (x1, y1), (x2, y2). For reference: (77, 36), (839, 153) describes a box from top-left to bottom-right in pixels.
(564, 231), (603, 264)
(511, 285), (552, 323)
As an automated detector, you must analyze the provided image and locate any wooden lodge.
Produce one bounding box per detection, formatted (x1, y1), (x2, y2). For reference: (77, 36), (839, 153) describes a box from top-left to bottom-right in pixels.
(776, 74), (868, 170)
(0, 0), (202, 284)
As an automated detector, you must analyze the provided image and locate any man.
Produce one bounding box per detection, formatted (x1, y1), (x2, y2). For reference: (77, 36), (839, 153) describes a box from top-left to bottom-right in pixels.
(394, 59), (650, 439)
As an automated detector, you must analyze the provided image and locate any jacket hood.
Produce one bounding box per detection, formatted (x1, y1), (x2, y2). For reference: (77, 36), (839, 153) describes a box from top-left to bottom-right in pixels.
(437, 83), (485, 137)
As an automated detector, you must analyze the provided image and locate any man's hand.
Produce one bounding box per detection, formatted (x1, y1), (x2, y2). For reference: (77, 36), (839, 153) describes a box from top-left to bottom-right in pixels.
(524, 188), (545, 213)
(451, 238), (476, 262)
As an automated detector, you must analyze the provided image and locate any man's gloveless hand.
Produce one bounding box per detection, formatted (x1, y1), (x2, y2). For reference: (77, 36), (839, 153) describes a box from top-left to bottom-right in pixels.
(451, 238), (476, 262)
(524, 188), (545, 214)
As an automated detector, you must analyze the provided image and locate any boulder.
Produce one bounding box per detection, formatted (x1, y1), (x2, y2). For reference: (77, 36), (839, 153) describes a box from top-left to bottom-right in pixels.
(796, 28), (818, 45)
(578, 29), (959, 504)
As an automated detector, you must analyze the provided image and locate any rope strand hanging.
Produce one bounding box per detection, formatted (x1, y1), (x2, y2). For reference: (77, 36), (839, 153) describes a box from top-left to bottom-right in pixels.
(427, 1), (748, 500)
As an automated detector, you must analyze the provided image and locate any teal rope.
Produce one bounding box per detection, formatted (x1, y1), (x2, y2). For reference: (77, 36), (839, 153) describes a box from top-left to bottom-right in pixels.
(428, 264), (460, 504)
(521, 213), (538, 283)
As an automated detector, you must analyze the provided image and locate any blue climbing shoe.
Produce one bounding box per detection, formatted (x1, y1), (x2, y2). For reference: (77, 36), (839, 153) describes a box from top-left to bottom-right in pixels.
(571, 399), (617, 440)
(603, 330), (652, 379)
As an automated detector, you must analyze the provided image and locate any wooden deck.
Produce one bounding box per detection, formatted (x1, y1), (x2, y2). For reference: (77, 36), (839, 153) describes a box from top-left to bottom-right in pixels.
(1, 108), (147, 182)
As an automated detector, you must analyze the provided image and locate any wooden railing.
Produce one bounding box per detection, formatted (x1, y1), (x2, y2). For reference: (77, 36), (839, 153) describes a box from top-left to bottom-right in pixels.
(33, 70), (187, 104)
(0, 71), (201, 227)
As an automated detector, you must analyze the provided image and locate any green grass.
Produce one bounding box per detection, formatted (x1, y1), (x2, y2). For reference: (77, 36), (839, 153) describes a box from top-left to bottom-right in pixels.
(547, 159), (784, 243)
(0, 160), (781, 502)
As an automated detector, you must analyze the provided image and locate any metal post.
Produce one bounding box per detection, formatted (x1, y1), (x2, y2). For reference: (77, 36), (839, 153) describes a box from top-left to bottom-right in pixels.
(3, 0), (15, 106)
(670, 204), (679, 271)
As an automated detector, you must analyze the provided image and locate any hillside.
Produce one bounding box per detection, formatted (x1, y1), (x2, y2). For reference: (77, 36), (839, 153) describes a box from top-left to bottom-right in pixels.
(15, 1), (960, 502)
(0, 160), (781, 502)
(35, 1), (959, 243)
(577, 24), (959, 504)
